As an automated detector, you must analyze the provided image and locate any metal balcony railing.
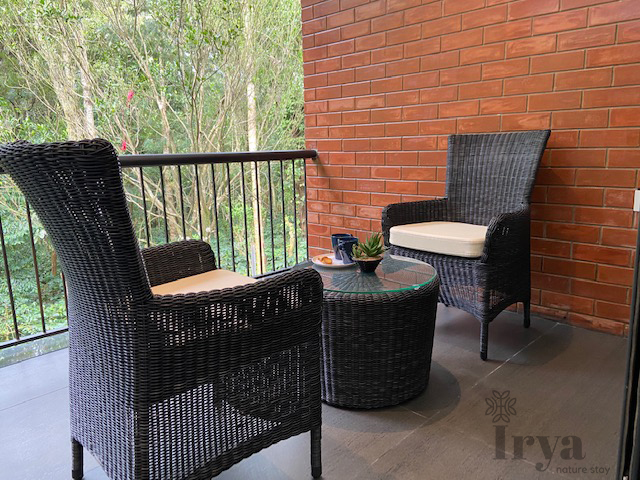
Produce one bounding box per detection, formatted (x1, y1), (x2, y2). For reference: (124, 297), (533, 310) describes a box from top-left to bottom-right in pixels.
(0, 149), (316, 350)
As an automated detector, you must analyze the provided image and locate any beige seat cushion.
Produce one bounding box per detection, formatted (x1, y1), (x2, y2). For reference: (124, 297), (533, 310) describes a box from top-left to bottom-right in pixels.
(151, 269), (257, 295)
(389, 221), (488, 258)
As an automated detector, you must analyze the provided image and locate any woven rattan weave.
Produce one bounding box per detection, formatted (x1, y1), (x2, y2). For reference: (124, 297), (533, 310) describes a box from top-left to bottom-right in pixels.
(382, 130), (550, 361)
(0, 139), (323, 479)
(302, 256), (440, 409)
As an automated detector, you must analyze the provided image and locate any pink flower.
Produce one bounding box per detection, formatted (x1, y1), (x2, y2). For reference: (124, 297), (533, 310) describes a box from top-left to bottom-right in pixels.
(126, 90), (134, 106)
(121, 141), (127, 152)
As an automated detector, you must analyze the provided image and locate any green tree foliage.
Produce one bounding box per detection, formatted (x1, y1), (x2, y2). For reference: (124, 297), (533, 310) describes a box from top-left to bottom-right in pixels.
(0, 0), (305, 343)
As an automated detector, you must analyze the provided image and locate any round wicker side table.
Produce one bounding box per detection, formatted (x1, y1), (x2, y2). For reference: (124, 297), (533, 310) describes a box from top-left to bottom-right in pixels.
(308, 255), (440, 409)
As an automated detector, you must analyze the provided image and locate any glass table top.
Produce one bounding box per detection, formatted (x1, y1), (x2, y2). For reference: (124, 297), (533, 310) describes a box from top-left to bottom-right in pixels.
(298, 254), (437, 294)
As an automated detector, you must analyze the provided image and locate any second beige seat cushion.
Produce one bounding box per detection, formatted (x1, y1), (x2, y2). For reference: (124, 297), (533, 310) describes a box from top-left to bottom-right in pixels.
(389, 221), (488, 258)
(151, 269), (257, 295)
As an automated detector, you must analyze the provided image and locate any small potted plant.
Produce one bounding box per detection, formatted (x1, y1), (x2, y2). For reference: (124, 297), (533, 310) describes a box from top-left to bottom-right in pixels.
(352, 232), (385, 273)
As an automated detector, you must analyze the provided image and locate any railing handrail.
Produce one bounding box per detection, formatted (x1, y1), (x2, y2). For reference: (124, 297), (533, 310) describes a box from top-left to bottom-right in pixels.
(0, 149), (318, 174)
(119, 149), (318, 168)
(0, 148), (312, 352)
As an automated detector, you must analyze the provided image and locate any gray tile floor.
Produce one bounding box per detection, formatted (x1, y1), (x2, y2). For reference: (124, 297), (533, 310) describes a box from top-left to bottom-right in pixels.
(0, 306), (627, 480)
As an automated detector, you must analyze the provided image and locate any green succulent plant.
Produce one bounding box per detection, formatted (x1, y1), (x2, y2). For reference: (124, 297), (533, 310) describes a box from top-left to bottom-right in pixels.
(352, 232), (385, 260)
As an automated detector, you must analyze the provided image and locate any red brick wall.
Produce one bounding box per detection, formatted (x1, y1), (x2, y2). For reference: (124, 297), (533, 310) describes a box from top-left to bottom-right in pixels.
(301, 0), (640, 335)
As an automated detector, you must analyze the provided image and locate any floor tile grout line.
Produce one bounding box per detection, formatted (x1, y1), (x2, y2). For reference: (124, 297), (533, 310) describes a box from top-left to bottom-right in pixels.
(398, 394), (462, 421)
(469, 322), (560, 390)
(0, 384), (68, 412)
(366, 415), (433, 470)
(401, 318), (558, 422)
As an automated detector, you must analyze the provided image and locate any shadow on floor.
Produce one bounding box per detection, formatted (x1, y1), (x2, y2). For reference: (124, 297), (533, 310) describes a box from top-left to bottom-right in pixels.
(0, 307), (627, 480)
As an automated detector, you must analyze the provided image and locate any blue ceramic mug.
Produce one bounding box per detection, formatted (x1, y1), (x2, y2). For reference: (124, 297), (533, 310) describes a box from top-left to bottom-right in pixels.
(337, 237), (359, 264)
(331, 233), (353, 260)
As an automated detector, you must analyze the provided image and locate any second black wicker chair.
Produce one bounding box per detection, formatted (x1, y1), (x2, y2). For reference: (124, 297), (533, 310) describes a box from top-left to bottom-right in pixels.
(382, 130), (550, 360)
(0, 139), (324, 479)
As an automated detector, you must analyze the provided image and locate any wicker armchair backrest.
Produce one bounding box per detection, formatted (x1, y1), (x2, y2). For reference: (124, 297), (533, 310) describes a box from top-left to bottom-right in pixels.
(445, 130), (550, 224)
(0, 139), (151, 310)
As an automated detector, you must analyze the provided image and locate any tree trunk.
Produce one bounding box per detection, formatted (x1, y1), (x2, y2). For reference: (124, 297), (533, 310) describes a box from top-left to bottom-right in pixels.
(49, 49), (82, 140)
(245, 6), (267, 274)
(79, 66), (96, 136)
(157, 93), (176, 154)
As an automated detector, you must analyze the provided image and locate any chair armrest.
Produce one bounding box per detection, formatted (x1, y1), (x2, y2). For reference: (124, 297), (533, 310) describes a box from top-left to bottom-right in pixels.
(140, 267), (323, 407)
(382, 198), (449, 246)
(480, 207), (530, 264)
(144, 268), (323, 363)
(142, 240), (217, 286)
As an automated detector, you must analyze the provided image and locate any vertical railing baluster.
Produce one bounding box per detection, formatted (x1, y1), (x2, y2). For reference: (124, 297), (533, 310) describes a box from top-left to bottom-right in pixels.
(280, 160), (287, 269)
(0, 213), (19, 340)
(26, 203), (46, 333)
(254, 161), (264, 275)
(240, 162), (250, 276)
(267, 161), (275, 271)
(303, 157), (310, 259)
(226, 163), (236, 272)
(138, 168), (151, 247)
(177, 166), (187, 240)
(0, 151), (315, 350)
(292, 159), (299, 264)
(211, 164), (221, 266)
(159, 166), (170, 243)
(194, 165), (204, 240)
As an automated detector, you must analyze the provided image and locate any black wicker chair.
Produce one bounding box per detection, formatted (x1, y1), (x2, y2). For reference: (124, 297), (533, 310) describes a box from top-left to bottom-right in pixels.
(382, 130), (550, 361)
(0, 139), (323, 479)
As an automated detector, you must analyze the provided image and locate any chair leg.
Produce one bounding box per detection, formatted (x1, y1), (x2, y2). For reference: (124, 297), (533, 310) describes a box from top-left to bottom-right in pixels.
(311, 427), (322, 479)
(523, 301), (531, 329)
(72, 438), (83, 480)
(480, 321), (489, 361)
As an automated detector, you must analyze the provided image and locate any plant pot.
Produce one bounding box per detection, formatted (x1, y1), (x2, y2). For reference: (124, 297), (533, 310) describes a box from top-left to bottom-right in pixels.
(356, 256), (382, 273)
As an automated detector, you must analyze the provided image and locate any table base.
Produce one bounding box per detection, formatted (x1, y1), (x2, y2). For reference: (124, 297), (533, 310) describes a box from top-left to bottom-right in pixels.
(320, 277), (440, 409)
